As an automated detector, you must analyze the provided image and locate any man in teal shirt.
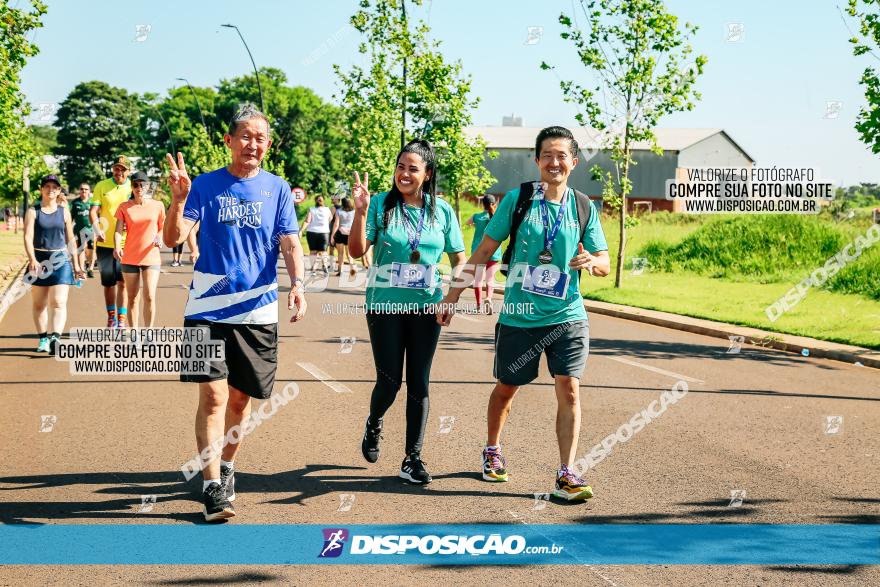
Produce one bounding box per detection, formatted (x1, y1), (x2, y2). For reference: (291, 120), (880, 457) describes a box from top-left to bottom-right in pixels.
(439, 126), (610, 502)
(69, 183), (96, 278)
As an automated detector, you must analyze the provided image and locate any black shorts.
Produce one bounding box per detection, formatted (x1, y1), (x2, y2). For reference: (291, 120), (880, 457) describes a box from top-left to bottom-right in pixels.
(96, 247), (123, 287)
(75, 232), (95, 250)
(306, 231), (329, 252)
(180, 319), (279, 399)
(121, 264), (160, 273)
(333, 230), (349, 245)
(493, 320), (590, 386)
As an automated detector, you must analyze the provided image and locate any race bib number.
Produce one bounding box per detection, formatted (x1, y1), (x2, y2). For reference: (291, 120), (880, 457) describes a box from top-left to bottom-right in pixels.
(391, 262), (436, 289)
(521, 264), (570, 299)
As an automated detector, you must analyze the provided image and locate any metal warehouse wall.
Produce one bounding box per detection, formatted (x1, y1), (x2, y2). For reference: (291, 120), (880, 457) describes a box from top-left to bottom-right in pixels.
(677, 133), (753, 169)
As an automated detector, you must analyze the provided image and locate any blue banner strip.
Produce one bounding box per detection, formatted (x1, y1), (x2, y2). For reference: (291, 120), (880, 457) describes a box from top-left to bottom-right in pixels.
(0, 524), (877, 565)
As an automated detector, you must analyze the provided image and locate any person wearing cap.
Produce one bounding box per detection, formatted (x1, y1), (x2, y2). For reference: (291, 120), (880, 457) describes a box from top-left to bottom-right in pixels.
(23, 175), (84, 353)
(465, 194), (501, 314)
(90, 155), (132, 328)
(113, 171), (166, 328)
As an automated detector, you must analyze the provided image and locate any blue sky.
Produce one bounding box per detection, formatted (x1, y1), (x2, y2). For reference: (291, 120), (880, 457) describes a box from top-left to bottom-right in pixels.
(20, 0), (880, 184)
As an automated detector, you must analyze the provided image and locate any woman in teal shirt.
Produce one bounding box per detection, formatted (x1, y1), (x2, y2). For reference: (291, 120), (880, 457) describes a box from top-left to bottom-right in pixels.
(349, 139), (465, 485)
(466, 195), (502, 314)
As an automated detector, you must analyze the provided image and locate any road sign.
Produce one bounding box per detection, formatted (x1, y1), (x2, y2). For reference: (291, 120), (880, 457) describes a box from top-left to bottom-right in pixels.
(292, 187), (306, 204)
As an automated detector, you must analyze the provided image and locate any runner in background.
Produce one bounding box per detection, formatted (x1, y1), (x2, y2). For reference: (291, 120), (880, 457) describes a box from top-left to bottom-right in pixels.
(465, 194), (501, 314)
(301, 196), (333, 275)
(171, 242), (184, 267)
(168, 228), (199, 267)
(70, 183), (96, 278)
(90, 156), (132, 328)
(438, 126), (611, 502)
(330, 196), (356, 277)
(349, 139), (466, 485)
(328, 194), (342, 273)
(113, 171), (165, 328)
(23, 175), (83, 354)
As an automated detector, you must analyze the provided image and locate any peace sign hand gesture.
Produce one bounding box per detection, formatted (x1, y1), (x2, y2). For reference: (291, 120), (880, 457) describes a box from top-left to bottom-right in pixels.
(166, 152), (192, 203)
(352, 171), (370, 212)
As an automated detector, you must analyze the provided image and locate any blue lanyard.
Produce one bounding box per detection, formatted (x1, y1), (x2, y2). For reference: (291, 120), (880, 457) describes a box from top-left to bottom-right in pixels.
(539, 189), (570, 251)
(400, 198), (427, 253)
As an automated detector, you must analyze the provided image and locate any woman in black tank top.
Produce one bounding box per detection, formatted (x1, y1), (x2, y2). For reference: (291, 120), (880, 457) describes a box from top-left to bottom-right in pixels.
(23, 175), (84, 354)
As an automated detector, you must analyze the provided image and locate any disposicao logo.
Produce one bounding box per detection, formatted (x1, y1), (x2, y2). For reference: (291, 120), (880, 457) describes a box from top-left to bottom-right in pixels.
(318, 528), (348, 558)
(317, 529), (558, 558)
(349, 534), (528, 556)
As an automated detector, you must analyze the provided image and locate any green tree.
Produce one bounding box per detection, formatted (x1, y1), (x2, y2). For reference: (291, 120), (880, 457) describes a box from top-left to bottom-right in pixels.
(0, 1), (48, 210)
(182, 126), (228, 177)
(409, 34), (496, 216)
(29, 124), (58, 154)
(335, 0), (494, 210)
(334, 44), (402, 192)
(216, 68), (345, 192)
(847, 0), (880, 153)
(53, 81), (141, 186)
(543, 0), (706, 287)
(135, 85), (221, 174)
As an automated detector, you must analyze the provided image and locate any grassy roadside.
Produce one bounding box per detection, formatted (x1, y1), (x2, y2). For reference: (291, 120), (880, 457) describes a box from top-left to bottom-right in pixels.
(581, 270), (880, 349)
(0, 229), (27, 295)
(581, 215), (880, 349)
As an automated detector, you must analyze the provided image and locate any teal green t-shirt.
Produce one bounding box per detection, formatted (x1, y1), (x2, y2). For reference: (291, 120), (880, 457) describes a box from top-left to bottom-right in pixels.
(365, 192), (465, 312)
(470, 211), (503, 261)
(485, 186), (608, 328)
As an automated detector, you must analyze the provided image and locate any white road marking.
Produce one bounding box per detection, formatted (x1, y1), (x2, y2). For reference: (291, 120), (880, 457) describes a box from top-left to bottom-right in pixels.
(297, 361), (353, 393)
(608, 356), (704, 384)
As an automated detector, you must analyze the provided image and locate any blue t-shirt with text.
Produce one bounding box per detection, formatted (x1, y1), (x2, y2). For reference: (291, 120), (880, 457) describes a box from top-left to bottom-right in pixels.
(182, 167), (298, 324)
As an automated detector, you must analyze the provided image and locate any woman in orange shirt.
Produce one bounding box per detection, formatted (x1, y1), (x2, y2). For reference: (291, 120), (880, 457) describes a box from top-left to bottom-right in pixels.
(114, 171), (166, 327)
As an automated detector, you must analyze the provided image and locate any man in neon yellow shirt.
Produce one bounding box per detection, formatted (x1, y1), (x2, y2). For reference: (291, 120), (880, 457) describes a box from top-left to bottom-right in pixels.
(90, 155), (132, 327)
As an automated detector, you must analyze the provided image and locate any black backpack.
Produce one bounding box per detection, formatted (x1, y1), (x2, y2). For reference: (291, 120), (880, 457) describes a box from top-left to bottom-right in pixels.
(500, 181), (593, 277)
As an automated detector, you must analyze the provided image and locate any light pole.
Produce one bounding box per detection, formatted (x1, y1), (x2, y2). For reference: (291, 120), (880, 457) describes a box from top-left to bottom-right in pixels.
(221, 24), (265, 113)
(176, 77), (208, 134)
(400, 0), (407, 150)
(150, 103), (176, 155)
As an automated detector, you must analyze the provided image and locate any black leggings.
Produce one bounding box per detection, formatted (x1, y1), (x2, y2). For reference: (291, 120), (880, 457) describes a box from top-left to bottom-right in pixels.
(366, 311), (442, 455)
(172, 244), (183, 254)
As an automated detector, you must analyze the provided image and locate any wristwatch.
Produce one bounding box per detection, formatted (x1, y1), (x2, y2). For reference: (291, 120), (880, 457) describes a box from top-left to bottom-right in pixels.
(292, 276), (304, 290)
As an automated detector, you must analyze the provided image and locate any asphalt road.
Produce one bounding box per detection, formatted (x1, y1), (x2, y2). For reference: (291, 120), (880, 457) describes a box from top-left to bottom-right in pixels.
(0, 253), (877, 586)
